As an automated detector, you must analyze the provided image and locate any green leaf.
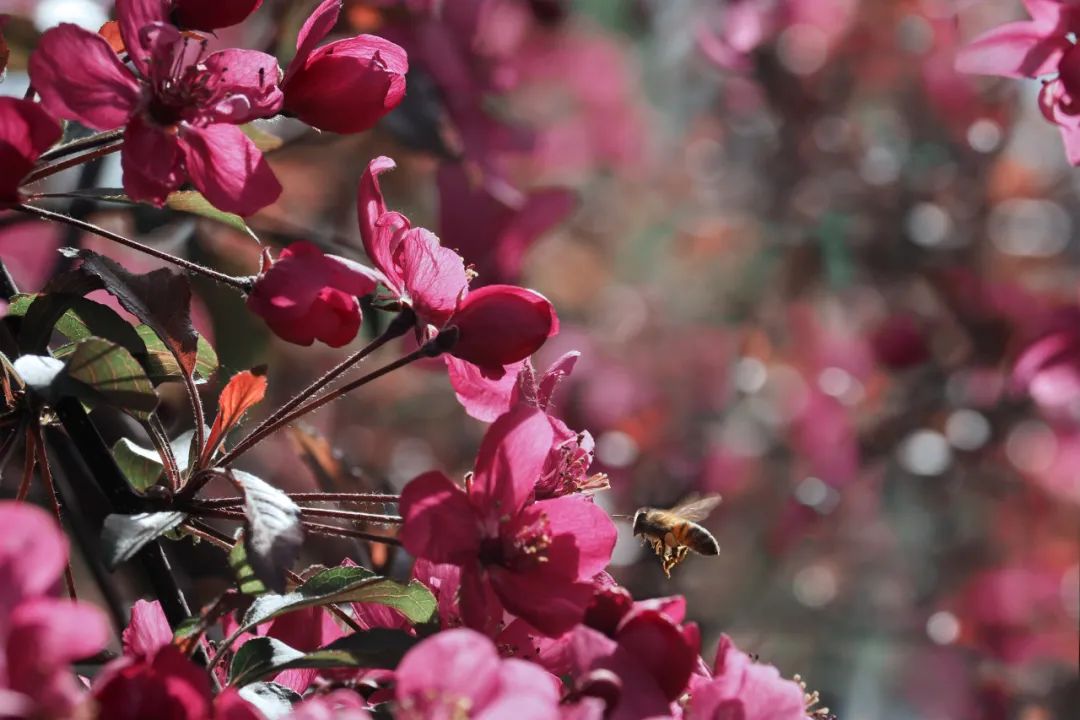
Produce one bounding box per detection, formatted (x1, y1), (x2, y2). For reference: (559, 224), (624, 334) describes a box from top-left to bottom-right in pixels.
(229, 631), (418, 687)
(237, 682), (300, 719)
(238, 566), (436, 634)
(137, 325), (218, 382)
(235, 470), (303, 594)
(101, 511), (187, 568)
(166, 191), (259, 239)
(10, 293), (144, 357)
(229, 531), (269, 596)
(240, 122), (284, 153)
(64, 337), (158, 420)
(112, 437), (165, 492)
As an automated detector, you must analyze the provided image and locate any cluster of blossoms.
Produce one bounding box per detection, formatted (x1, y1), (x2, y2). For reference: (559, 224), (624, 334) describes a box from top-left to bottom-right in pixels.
(0, 0), (831, 718)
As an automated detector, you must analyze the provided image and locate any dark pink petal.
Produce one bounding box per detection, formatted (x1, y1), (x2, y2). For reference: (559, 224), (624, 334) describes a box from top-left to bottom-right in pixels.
(396, 227), (467, 327)
(201, 49), (284, 123)
(180, 123), (281, 216)
(489, 566), (594, 636)
(399, 471), (482, 564)
(122, 599), (173, 658)
(29, 24), (140, 130)
(532, 495), (616, 579)
(955, 21), (1067, 78)
(412, 559), (463, 628)
(289, 691), (371, 720)
(0, 501), (68, 609)
(116, 0), (170, 74)
(214, 689), (266, 719)
(583, 585), (634, 636)
(471, 404), (554, 515)
(687, 635), (805, 720)
(475, 659), (561, 720)
(289, 0), (342, 81)
(449, 285), (559, 368)
(0, 97), (61, 203)
(459, 565), (504, 636)
(568, 627), (672, 720)
(357, 156), (402, 285)
(6, 598), (109, 717)
(537, 351), (580, 409)
(615, 610), (697, 701)
(629, 595), (687, 625)
(445, 356), (521, 422)
(284, 36), (408, 134)
(395, 629), (501, 712)
(174, 0), (264, 31)
(121, 115), (184, 207)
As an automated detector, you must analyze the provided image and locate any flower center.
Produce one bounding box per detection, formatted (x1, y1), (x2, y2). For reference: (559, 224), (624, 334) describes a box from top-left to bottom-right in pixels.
(477, 512), (553, 571)
(399, 691), (472, 720)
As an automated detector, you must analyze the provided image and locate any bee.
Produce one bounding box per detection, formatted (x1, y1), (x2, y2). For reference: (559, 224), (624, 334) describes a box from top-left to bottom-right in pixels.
(632, 494), (722, 577)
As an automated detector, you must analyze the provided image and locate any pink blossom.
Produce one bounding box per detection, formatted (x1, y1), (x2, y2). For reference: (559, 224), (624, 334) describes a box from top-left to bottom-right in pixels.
(122, 599), (174, 658)
(0, 97), (61, 204)
(0, 501), (109, 719)
(685, 635), (806, 720)
(29, 0), (283, 214)
(287, 690), (371, 719)
(400, 405), (616, 636)
(568, 585), (700, 720)
(1012, 310), (1080, 411)
(282, 0), (408, 134)
(246, 241), (379, 347)
(394, 628), (561, 720)
(172, 0), (264, 31)
(437, 162), (576, 286)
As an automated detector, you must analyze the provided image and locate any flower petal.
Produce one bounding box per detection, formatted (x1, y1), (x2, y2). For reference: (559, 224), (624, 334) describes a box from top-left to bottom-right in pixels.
(201, 49), (284, 123)
(288, 0), (341, 81)
(0, 501), (68, 609)
(357, 156), (402, 285)
(475, 659), (561, 720)
(174, 0), (264, 31)
(399, 471), (481, 564)
(471, 404), (554, 515)
(396, 629), (502, 712)
(396, 227), (468, 328)
(0, 97), (61, 202)
(121, 116), (184, 207)
(489, 566), (594, 636)
(445, 356), (521, 422)
(180, 123), (281, 216)
(449, 285), (559, 369)
(955, 21), (1067, 78)
(29, 24), (140, 130)
(122, 599), (173, 658)
(116, 0), (170, 74)
(533, 495), (616, 580)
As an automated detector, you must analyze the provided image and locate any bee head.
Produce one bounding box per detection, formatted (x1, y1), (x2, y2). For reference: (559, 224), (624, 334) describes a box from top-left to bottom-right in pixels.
(631, 509), (646, 536)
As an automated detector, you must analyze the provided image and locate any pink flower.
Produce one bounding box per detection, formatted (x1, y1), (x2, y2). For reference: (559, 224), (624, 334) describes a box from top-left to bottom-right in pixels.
(122, 599), (174, 658)
(400, 405), (616, 636)
(287, 690), (371, 719)
(282, 0), (408, 135)
(0, 97), (61, 204)
(0, 501), (109, 719)
(246, 241), (379, 347)
(685, 635), (807, 720)
(172, 0), (264, 31)
(568, 584), (701, 720)
(1012, 309), (1080, 412)
(358, 157), (559, 419)
(437, 162), (576, 286)
(394, 628), (561, 720)
(29, 0), (283, 214)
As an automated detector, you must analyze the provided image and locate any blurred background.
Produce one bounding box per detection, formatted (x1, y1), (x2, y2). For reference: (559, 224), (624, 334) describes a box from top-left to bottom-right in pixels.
(2, 0), (1079, 717)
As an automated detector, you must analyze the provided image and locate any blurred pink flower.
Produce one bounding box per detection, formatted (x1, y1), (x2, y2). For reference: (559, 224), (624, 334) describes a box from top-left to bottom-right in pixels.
(29, 0), (283, 213)
(0, 97), (61, 204)
(568, 584), (701, 720)
(0, 502), (109, 720)
(283, 0), (407, 134)
(685, 634), (806, 720)
(394, 628), (561, 720)
(400, 405), (616, 635)
(1011, 308), (1080, 412)
(437, 161), (576, 286)
(173, 0), (263, 31)
(247, 241), (379, 347)
(696, 0), (777, 72)
(956, 0), (1080, 78)
(122, 599), (173, 658)
(288, 690), (371, 719)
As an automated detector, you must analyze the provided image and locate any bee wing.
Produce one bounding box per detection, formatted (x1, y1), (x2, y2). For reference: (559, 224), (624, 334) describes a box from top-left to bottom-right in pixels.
(669, 494), (722, 522)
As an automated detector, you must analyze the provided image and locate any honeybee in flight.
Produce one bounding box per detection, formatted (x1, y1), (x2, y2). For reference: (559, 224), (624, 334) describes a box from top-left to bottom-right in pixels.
(632, 494), (722, 577)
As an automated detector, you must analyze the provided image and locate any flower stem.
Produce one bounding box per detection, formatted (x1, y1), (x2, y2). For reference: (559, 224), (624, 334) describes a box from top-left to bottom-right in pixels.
(22, 142), (122, 185)
(14, 203), (252, 291)
(209, 327), (456, 472)
(188, 491), (400, 508)
(37, 128), (124, 164)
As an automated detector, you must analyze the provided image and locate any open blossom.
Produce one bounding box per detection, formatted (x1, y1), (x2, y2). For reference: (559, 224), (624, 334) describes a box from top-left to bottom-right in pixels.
(685, 635), (808, 720)
(172, 0), (263, 31)
(395, 628), (561, 720)
(0, 97), (61, 205)
(568, 583), (701, 720)
(246, 241), (379, 347)
(359, 157), (559, 419)
(282, 0), (408, 134)
(0, 502), (109, 719)
(1012, 308), (1080, 412)
(957, 0), (1080, 162)
(29, 0), (283, 214)
(400, 405), (616, 636)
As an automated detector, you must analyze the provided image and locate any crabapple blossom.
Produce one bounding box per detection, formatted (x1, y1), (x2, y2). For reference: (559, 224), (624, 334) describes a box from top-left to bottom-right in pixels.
(0, 97), (61, 205)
